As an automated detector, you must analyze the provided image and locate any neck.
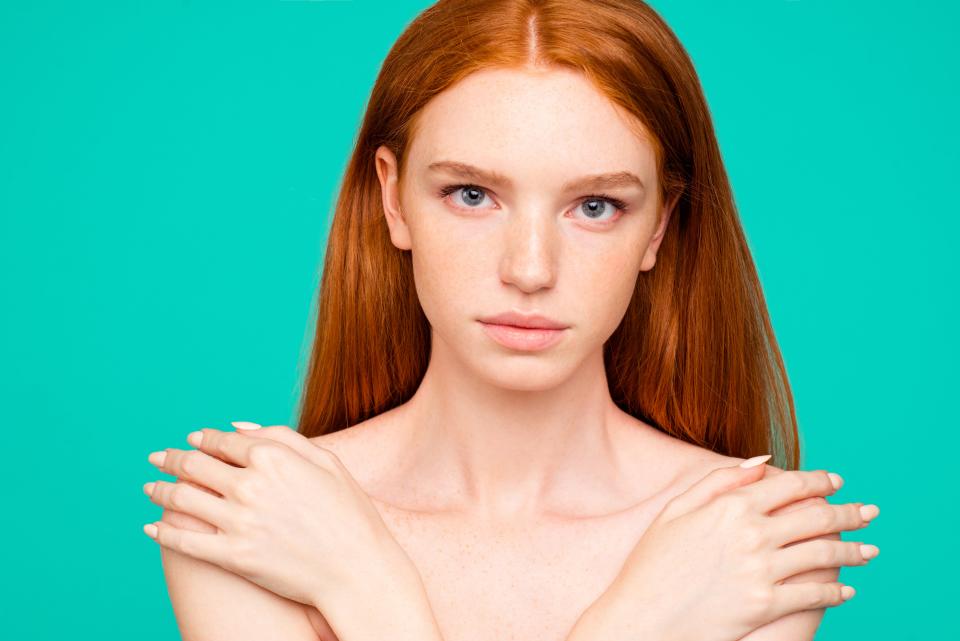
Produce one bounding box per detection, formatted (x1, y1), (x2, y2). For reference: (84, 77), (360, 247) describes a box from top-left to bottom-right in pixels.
(395, 330), (644, 522)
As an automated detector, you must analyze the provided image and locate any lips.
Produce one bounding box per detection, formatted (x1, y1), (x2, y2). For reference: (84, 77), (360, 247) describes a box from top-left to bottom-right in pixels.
(476, 311), (569, 330)
(476, 311), (569, 352)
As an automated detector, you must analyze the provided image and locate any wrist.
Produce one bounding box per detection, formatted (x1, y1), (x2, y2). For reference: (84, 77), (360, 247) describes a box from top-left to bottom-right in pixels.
(313, 554), (444, 641)
(566, 577), (681, 641)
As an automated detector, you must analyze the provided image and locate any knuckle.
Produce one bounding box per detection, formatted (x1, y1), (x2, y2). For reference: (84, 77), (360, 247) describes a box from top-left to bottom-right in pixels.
(828, 583), (844, 605)
(786, 471), (807, 493)
(204, 430), (223, 455)
(815, 539), (838, 565)
(168, 485), (187, 510)
(260, 425), (288, 439)
(248, 442), (284, 467)
(806, 586), (825, 608)
(715, 492), (750, 517)
(744, 584), (776, 621)
(233, 478), (262, 503)
(176, 531), (196, 557)
(814, 504), (837, 530)
(739, 524), (767, 552)
(180, 451), (199, 476)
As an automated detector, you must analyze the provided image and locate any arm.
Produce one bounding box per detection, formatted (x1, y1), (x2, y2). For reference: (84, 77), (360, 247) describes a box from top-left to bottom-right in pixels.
(158, 482), (321, 641)
(565, 465), (845, 641)
(158, 479), (446, 641)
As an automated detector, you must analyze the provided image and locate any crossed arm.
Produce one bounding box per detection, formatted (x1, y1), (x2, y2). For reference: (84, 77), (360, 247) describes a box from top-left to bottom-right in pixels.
(159, 488), (445, 641)
(158, 467), (836, 641)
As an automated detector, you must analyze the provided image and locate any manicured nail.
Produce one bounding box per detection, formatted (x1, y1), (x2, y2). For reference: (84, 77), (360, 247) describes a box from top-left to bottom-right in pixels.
(840, 585), (856, 600)
(232, 421), (262, 430)
(740, 454), (772, 468)
(187, 430), (203, 447)
(143, 481), (156, 497)
(860, 544), (880, 560)
(828, 473), (844, 490)
(148, 451), (167, 467)
(859, 504), (880, 521)
(143, 522), (158, 539)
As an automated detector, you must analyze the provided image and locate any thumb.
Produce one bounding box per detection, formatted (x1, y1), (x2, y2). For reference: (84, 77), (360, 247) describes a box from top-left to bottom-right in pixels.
(661, 454), (772, 520)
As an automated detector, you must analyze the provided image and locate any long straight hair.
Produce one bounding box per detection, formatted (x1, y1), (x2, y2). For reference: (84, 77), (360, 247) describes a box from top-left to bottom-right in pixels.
(295, 0), (800, 470)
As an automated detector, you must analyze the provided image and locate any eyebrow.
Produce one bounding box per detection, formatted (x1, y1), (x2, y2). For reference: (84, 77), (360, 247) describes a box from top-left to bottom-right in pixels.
(427, 160), (645, 193)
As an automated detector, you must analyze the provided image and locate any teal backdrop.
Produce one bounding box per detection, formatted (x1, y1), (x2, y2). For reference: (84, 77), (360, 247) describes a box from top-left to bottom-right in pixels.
(1, 1), (954, 638)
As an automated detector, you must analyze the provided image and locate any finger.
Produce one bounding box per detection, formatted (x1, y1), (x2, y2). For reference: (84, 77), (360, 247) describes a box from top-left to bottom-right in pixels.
(144, 479), (234, 531)
(768, 581), (854, 619)
(733, 469), (841, 514)
(148, 519), (232, 569)
(150, 446), (240, 496)
(768, 494), (825, 517)
(233, 424), (313, 457)
(188, 428), (279, 468)
(239, 424), (343, 472)
(663, 455), (771, 519)
(769, 500), (878, 545)
(772, 538), (879, 580)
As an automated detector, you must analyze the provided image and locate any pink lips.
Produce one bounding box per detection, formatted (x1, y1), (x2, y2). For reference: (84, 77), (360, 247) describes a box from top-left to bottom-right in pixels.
(477, 311), (569, 352)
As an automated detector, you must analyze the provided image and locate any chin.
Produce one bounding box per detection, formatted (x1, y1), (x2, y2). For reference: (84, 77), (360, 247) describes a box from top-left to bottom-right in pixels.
(471, 352), (577, 392)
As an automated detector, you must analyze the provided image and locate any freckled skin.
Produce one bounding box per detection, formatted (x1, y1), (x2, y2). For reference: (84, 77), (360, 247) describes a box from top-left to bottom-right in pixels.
(309, 412), (742, 641)
(304, 66), (712, 641)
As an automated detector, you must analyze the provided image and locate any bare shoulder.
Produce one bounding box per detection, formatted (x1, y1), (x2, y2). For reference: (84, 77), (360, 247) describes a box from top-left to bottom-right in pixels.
(655, 435), (790, 497)
(306, 404), (407, 491)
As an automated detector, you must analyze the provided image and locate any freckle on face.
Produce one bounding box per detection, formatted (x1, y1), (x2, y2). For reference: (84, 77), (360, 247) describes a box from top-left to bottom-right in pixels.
(392, 68), (664, 375)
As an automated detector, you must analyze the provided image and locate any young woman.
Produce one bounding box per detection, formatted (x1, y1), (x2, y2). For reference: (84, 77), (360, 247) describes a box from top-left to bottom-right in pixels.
(142, 2), (880, 640)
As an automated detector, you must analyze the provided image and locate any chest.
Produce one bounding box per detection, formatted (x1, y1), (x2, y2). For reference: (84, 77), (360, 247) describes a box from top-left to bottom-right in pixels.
(376, 505), (662, 641)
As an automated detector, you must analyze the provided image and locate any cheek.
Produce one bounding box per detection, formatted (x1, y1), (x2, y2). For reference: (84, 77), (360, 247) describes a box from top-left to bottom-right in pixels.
(566, 247), (642, 342)
(407, 219), (488, 328)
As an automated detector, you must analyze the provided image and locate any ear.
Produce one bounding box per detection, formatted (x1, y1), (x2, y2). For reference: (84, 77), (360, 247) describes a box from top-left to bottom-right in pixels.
(374, 145), (413, 251)
(639, 190), (681, 272)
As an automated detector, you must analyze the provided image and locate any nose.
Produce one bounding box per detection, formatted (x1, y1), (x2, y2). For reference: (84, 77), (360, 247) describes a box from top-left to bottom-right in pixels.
(498, 211), (559, 293)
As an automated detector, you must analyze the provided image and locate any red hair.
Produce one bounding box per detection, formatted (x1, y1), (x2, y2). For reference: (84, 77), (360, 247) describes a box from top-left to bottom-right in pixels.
(295, 0), (800, 470)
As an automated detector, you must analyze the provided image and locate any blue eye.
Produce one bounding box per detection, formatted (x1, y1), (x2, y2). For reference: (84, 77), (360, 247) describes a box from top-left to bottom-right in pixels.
(438, 184), (492, 208)
(577, 197), (628, 222)
(437, 183), (630, 223)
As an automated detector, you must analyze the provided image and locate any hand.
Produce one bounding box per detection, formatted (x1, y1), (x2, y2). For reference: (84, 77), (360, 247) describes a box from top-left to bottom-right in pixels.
(142, 423), (418, 613)
(572, 457), (880, 641)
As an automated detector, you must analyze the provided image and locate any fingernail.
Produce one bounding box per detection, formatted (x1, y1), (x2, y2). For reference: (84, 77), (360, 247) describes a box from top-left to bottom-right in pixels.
(232, 421), (262, 430)
(860, 544), (880, 560)
(143, 523), (158, 539)
(148, 451), (167, 467)
(828, 473), (844, 490)
(740, 454), (772, 468)
(143, 481), (156, 497)
(840, 585), (856, 600)
(187, 430), (203, 447)
(859, 504), (880, 521)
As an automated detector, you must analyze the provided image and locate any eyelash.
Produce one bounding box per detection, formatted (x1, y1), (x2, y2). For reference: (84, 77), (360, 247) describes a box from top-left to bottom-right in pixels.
(437, 183), (630, 222)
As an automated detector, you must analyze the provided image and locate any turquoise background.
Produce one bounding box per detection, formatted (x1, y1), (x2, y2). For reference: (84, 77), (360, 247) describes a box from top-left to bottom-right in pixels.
(1, 1), (954, 638)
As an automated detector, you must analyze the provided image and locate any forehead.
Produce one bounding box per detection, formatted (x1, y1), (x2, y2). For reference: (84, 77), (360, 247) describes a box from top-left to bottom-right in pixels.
(407, 66), (656, 182)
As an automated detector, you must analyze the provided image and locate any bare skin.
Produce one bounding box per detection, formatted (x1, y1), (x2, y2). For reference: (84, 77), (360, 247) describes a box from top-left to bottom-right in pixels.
(155, 65), (861, 641)
(304, 406), (756, 641)
(297, 65), (852, 641)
